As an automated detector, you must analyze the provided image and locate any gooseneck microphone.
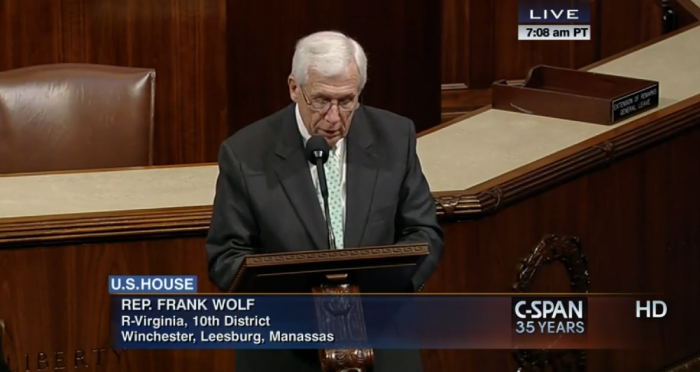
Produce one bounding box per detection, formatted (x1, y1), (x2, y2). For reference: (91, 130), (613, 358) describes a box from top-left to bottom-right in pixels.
(304, 135), (337, 250)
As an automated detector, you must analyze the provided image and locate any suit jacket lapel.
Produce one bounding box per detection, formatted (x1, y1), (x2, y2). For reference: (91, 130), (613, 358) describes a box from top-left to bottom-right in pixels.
(273, 105), (328, 250)
(344, 107), (379, 248)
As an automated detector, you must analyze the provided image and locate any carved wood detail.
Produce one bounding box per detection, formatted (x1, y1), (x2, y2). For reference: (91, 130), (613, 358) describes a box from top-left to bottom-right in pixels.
(0, 207), (212, 247)
(513, 235), (590, 293)
(247, 245), (427, 266)
(313, 279), (374, 372)
(483, 187), (504, 213)
(592, 140), (615, 165)
(512, 235), (589, 372)
(227, 244), (429, 292)
(661, 352), (700, 371)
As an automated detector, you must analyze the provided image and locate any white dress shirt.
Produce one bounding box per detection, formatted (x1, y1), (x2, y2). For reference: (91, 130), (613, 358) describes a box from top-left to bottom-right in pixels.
(295, 104), (347, 229)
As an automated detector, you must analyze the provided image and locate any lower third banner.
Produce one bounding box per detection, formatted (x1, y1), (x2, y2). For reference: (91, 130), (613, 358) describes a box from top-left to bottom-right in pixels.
(111, 295), (663, 350)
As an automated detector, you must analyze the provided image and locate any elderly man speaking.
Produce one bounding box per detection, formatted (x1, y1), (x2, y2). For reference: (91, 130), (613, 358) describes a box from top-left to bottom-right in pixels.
(206, 30), (444, 372)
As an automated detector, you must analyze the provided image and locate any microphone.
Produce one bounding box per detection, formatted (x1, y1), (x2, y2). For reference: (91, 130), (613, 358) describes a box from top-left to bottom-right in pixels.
(304, 135), (337, 250)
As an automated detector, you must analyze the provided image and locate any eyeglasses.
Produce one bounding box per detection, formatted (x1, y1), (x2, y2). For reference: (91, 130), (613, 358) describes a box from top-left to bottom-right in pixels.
(300, 86), (359, 113)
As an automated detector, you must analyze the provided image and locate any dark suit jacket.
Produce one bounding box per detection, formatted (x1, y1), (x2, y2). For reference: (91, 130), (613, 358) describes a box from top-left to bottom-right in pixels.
(206, 104), (444, 372)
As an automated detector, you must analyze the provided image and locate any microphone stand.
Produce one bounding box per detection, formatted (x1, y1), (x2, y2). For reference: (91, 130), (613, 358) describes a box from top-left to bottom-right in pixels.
(315, 157), (337, 250)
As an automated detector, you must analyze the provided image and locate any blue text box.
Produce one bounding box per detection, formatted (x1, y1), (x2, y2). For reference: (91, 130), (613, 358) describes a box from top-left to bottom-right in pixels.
(109, 275), (198, 294)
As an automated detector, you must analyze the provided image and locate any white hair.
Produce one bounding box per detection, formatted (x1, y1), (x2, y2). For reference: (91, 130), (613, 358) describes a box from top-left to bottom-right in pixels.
(291, 31), (367, 90)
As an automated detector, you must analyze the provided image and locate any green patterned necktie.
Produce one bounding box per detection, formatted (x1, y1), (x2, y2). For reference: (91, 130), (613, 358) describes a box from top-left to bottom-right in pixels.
(320, 147), (344, 249)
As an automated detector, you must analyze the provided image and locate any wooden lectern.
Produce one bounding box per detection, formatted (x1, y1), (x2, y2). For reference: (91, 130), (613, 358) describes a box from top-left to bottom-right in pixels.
(227, 243), (429, 372)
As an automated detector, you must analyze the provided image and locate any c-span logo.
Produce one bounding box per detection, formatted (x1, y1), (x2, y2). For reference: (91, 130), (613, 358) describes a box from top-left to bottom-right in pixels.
(511, 297), (588, 335)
